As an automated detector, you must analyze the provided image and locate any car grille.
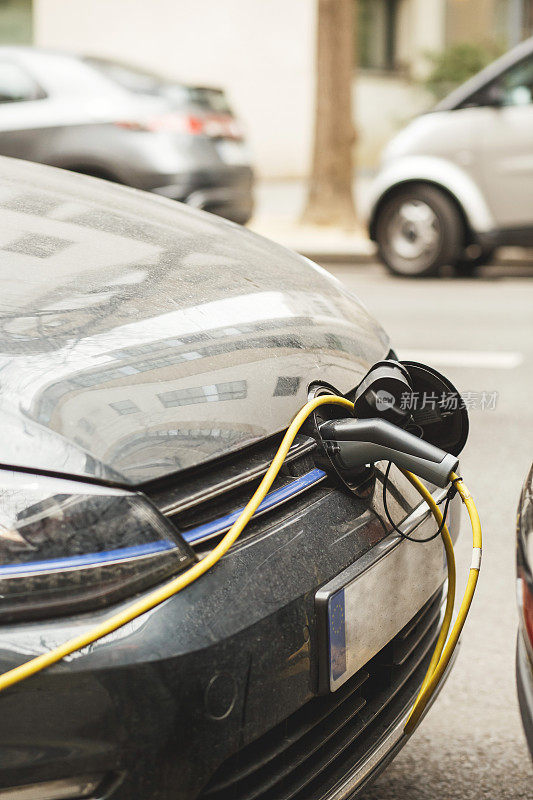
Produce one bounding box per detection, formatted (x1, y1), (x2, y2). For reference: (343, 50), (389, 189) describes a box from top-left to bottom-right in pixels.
(199, 587), (444, 800)
(144, 432), (327, 554)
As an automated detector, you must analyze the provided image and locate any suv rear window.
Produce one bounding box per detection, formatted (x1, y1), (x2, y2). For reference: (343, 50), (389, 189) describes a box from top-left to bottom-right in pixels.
(84, 56), (232, 112)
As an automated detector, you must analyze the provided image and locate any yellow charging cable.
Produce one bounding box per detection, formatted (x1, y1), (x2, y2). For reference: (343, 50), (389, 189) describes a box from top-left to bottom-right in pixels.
(401, 471), (457, 708)
(0, 394), (481, 735)
(403, 470), (482, 734)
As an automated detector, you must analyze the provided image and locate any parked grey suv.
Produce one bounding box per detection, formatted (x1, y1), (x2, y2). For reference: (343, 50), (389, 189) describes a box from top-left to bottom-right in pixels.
(0, 47), (254, 224)
(369, 37), (533, 277)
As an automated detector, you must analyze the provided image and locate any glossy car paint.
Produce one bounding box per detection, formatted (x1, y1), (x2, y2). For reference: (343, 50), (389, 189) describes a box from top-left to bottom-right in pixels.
(0, 47), (253, 224)
(0, 156), (388, 485)
(368, 36), (533, 247)
(517, 463), (533, 756)
(0, 159), (460, 799)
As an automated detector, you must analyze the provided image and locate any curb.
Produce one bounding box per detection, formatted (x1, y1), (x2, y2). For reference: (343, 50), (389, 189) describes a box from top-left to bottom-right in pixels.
(298, 250), (375, 265)
(297, 248), (533, 268)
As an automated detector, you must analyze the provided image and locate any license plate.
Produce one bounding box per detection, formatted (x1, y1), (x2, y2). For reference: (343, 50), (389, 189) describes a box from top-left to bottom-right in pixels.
(315, 530), (446, 692)
(216, 140), (250, 165)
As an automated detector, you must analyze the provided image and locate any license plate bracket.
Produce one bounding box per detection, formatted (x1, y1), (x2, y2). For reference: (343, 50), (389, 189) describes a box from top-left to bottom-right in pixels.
(315, 529), (446, 693)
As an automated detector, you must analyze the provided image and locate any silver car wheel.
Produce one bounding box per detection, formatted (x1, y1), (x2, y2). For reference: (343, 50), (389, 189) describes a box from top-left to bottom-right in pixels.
(388, 200), (440, 264)
(376, 185), (464, 277)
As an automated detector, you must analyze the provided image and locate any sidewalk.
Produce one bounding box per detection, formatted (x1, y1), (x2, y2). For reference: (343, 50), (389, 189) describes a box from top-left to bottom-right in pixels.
(248, 178), (533, 266)
(248, 177), (375, 263)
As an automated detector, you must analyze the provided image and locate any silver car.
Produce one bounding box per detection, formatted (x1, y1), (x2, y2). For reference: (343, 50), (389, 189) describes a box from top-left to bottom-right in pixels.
(368, 37), (533, 277)
(0, 47), (254, 224)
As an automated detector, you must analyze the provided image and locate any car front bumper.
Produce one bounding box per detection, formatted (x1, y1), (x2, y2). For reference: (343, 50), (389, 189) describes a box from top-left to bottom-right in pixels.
(323, 643), (458, 800)
(0, 479), (460, 800)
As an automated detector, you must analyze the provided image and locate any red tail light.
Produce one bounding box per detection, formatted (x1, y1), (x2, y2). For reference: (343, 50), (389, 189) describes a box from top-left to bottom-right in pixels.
(114, 112), (242, 139)
(520, 574), (533, 649)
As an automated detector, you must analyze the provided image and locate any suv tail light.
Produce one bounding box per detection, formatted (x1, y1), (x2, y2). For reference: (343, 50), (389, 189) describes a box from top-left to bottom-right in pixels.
(115, 112), (242, 139)
(519, 571), (533, 652)
(517, 464), (533, 655)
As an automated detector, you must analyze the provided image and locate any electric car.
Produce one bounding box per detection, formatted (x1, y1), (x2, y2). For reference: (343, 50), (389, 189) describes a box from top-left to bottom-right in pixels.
(517, 463), (533, 757)
(368, 36), (533, 277)
(0, 47), (253, 224)
(0, 156), (463, 800)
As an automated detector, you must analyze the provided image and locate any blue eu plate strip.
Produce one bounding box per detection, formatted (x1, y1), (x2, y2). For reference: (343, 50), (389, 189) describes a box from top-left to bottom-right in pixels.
(182, 467), (326, 545)
(329, 588), (347, 682)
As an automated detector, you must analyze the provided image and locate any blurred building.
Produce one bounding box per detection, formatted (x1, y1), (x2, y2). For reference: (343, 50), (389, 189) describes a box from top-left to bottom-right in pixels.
(2, 0), (533, 176)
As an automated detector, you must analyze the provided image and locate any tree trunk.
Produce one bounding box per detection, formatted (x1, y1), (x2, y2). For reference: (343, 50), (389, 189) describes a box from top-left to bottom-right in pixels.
(301, 0), (357, 228)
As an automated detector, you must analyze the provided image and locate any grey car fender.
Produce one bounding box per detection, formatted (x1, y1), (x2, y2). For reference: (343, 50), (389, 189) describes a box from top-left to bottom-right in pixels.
(367, 154), (495, 239)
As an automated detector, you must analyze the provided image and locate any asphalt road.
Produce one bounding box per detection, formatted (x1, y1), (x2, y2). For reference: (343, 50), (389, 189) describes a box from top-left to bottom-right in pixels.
(322, 260), (533, 800)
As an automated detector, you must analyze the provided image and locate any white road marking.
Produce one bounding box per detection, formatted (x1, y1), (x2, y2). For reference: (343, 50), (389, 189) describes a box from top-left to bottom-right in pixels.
(400, 349), (523, 369)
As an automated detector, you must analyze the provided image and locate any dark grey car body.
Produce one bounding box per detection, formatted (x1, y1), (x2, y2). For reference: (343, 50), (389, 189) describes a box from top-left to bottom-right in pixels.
(0, 158), (459, 800)
(0, 47), (253, 224)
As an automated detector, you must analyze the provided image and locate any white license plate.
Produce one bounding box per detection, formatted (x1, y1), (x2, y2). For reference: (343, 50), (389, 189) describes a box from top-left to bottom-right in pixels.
(216, 140), (250, 165)
(316, 529), (446, 692)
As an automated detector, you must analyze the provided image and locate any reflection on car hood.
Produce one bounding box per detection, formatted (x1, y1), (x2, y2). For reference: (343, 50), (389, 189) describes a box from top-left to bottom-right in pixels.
(0, 157), (389, 485)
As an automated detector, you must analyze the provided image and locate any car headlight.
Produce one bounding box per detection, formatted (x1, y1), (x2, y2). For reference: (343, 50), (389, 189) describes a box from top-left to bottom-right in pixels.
(0, 470), (195, 622)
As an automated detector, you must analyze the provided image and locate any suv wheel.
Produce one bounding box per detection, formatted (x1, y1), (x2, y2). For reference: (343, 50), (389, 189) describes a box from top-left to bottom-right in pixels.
(375, 185), (463, 277)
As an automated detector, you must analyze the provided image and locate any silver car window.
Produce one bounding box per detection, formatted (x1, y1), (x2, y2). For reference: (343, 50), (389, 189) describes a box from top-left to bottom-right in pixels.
(0, 60), (43, 104)
(501, 56), (533, 106)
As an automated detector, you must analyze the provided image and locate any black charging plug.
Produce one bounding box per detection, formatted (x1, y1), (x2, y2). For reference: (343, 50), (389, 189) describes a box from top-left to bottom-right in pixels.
(319, 417), (459, 488)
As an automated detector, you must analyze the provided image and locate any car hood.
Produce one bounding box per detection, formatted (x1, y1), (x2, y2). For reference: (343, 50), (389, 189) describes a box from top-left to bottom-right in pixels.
(0, 157), (389, 485)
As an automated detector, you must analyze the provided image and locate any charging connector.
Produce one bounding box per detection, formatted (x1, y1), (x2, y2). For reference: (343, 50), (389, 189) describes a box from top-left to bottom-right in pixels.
(319, 417), (459, 488)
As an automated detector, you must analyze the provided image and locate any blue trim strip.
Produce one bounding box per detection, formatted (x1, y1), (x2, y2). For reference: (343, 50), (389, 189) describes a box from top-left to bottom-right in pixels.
(0, 468), (326, 577)
(0, 540), (177, 578)
(182, 467), (326, 545)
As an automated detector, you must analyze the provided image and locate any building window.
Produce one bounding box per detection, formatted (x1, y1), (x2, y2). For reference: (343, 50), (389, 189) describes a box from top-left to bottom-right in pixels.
(357, 0), (399, 71)
(158, 381), (247, 408)
(0, 0), (33, 45)
(458, 1), (533, 49)
(4, 232), (71, 258)
(110, 400), (140, 415)
(273, 377), (301, 397)
(523, 0), (533, 37)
